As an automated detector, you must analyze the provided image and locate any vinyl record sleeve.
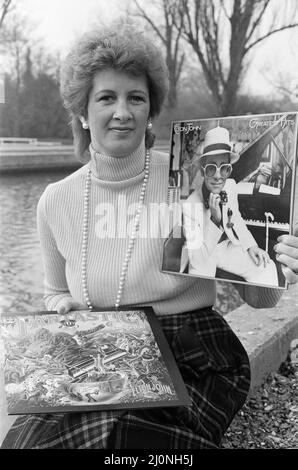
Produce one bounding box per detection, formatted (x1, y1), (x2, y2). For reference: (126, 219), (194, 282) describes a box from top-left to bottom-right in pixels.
(161, 112), (298, 290)
(0, 307), (190, 414)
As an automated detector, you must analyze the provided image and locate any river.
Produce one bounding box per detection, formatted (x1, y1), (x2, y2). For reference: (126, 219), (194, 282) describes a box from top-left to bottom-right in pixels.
(0, 169), (242, 315)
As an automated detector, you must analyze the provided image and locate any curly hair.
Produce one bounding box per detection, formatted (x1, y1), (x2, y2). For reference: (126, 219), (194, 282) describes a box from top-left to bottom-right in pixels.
(60, 22), (169, 161)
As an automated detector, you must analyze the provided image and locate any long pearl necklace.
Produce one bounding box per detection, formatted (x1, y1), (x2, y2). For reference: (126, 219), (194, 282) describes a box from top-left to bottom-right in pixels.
(81, 148), (150, 310)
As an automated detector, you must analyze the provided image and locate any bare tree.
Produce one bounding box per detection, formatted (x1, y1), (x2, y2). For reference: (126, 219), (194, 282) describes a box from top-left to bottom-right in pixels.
(1, 13), (33, 134)
(0, 0), (14, 29)
(260, 36), (298, 106)
(261, 69), (298, 106)
(132, 0), (186, 109)
(177, 0), (298, 115)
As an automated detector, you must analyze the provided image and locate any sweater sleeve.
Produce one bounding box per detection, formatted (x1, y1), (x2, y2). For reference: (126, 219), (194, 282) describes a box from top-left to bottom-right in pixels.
(235, 283), (283, 308)
(37, 186), (74, 311)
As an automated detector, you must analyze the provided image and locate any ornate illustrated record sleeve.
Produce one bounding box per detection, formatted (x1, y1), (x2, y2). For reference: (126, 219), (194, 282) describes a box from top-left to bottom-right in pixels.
(0, 308), (190, 414)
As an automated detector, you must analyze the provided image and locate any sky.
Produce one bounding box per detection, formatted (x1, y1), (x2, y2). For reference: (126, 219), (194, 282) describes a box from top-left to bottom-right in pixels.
(6, 0), (298, 98)
(17, 0), (124, 51)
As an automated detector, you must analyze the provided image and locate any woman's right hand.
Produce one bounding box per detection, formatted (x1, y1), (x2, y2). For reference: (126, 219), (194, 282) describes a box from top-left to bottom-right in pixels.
(209, 193), (222, 225)
(57, 298), (87, 315)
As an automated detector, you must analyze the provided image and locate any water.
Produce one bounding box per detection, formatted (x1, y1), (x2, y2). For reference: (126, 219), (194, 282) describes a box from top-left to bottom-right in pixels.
(0, 170), (72, 313)
(0, 170), (242, 315)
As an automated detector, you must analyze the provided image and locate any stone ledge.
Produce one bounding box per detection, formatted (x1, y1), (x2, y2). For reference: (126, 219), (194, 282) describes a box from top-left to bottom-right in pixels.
(225, 283), (298, 395)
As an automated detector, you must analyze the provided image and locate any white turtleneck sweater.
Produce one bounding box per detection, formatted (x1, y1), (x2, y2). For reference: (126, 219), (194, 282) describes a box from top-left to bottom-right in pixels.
(37, 143), (282, 315)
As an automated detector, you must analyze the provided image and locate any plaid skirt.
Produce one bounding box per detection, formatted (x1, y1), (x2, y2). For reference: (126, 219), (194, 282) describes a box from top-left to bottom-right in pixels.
(1, 307), (250, 449)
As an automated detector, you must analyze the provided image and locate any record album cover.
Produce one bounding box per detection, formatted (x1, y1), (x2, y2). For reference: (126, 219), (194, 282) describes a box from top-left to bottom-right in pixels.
(162, 112), (298, 289)
(0, 308), (190, 414)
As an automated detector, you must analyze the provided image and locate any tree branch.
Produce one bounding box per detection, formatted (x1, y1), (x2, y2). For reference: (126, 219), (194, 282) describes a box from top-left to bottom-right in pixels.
(175, 52), (185, 83)
(173, 21), (183, 63)
(210, 0), (225, 87)
(0, 0), (14, 29)
(219, 0), (230, 20)
(245, 23), (298, 53)
(132, 0), (167, 44)
(246, 0), (270, 42)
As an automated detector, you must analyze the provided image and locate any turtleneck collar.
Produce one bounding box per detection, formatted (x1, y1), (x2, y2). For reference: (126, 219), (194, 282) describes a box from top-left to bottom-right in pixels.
(89, 141), (146, 182)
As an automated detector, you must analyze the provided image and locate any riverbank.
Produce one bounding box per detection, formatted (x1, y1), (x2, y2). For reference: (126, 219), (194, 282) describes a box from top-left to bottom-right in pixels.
(0, 140), (170, 173)
(0, 143), (80, 173)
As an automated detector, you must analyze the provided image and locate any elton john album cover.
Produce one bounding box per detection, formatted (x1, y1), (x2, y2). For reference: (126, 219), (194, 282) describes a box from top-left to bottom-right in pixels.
(0, 308), (190, 414)
(162, 112), (298, 290)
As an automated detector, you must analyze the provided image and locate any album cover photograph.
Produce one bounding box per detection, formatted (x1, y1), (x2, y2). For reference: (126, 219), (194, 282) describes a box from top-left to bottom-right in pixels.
(162, 112), (298, 289)
(0, 308), (190, 415)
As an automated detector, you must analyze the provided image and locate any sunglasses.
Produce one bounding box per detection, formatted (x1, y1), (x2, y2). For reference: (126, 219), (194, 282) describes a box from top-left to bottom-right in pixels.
(201, 163), (232, 178)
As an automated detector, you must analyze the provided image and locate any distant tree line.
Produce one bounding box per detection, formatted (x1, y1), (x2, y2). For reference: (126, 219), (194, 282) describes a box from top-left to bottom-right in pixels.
(0, 5), (72, 140)
(2, 48), (72, 139)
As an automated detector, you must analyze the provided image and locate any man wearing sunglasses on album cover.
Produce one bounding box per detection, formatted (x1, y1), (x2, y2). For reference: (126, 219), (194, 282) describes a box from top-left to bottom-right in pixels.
(181, 126), (279, 286)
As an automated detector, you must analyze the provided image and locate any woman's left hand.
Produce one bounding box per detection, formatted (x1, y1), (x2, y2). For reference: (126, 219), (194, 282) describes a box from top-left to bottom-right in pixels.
(274, 224), (298, 284)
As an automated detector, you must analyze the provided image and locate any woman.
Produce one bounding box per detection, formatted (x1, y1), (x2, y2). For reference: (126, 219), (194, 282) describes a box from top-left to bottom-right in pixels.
(2, 23), (298, 449)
